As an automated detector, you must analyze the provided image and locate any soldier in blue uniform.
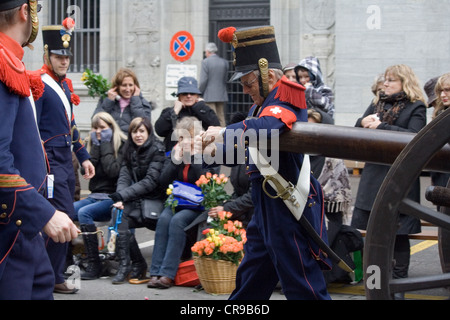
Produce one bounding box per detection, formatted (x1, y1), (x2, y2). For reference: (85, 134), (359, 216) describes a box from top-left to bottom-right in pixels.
(202, 26), (332, 300)
(30, 18), (95, 294)
(0, 0), (80, 300)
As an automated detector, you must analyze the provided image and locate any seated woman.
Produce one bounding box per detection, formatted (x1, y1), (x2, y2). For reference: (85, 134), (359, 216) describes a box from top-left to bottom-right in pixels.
(74, 112), (127, 280)
(148, 116), (216, 289)
(109, 117), (166, 284)
(93, 68), (153, 134)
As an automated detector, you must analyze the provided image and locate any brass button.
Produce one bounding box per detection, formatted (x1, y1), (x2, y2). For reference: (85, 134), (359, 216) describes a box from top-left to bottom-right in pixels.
(234, 144), (238, 149)
(0, 213), (7, 219)
(246, 166), (250, 170)
(16, 220), (22, 227)
(2, 204), (7, 210)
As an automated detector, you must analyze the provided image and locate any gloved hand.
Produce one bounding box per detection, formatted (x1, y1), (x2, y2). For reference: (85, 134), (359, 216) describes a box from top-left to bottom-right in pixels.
(100, 128), (113, 143)
(90, 131), (100, 146)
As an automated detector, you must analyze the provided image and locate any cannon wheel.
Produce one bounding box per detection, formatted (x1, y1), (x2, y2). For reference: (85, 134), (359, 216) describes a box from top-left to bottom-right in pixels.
(364, 108), (450, 300)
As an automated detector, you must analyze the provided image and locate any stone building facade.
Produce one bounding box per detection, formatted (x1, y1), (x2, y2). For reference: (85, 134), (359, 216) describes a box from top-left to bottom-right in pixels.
(23, 0), (450, 134)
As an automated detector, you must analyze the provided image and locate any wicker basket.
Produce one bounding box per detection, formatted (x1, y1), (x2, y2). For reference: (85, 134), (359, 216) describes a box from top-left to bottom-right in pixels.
(194, 257), (238, 295)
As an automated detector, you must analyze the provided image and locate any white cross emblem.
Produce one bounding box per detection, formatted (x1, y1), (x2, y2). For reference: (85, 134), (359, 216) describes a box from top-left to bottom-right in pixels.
(270, 107), (282, 115)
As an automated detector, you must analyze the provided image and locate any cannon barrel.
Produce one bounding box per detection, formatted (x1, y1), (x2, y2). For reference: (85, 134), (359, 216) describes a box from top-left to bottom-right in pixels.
(278, 123), (450, 173)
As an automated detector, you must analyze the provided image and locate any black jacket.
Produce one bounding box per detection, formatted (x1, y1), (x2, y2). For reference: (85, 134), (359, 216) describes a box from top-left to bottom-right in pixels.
(114, 136), (165, 202)
(155, 100), (220, 151)
(223, 164), (254, 227)
(353, 98), (426, 234)
(87, 140), (125, 195)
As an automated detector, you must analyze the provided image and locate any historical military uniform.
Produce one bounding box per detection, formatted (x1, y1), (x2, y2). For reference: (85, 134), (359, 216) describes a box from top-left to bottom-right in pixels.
(217, 26), (331, 300)
(30, 20), (90, 289)
(0, 0), (57, 300)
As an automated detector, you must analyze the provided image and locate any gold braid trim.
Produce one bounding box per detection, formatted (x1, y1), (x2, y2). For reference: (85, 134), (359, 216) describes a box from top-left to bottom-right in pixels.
(259, 58), (269, 98)
(0, 175), (28, 188)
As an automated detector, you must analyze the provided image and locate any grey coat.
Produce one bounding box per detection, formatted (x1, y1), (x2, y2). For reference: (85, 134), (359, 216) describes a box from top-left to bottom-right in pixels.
(199, 54), (229, 103)
(93, 95), (152, 133)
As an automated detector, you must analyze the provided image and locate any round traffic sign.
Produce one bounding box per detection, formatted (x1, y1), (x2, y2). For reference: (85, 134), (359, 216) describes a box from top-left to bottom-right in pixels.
(170, 31), (195, 62)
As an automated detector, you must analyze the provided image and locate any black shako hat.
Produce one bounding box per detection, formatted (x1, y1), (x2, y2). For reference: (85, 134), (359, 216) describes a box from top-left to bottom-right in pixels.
(218, 26), (282, 81)
(42, 18), (75, 57)
(0, 0), (28, 11)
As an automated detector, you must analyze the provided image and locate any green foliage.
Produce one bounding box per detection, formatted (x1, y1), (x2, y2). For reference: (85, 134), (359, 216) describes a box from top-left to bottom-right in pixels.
(81, 69), (110, 99)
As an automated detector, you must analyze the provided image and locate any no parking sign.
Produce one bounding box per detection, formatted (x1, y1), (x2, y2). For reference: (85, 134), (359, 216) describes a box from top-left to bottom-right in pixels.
(170, 31), (195, 62)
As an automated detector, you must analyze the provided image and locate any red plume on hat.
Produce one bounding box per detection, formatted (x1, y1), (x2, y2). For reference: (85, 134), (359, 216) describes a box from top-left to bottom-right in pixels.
(218, 27), (236, 43)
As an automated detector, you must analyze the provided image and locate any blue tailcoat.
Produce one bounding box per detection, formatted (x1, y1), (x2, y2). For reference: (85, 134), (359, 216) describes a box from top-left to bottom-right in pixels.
(34, 70), (90, 217)
(0, 75), (56, 299)
(221, 78), (331, 300)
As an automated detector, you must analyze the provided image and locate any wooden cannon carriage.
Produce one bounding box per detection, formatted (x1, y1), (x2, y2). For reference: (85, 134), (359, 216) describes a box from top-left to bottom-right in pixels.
(278, 108), (450, 300)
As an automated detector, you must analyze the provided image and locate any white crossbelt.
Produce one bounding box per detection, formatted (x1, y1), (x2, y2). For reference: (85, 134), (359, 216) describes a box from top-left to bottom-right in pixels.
(248, 146), (311, 221)
(41, 73), (72, 125)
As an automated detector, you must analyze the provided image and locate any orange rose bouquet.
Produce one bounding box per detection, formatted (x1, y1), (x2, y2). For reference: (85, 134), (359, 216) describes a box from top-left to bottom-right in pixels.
(191, 211), (247, 266)
(195, 172), (231, 210)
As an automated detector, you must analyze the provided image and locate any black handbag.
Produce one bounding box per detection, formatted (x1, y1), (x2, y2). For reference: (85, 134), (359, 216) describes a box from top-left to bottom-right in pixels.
(128, 198), (164, 228)
(127, 168), (164, 228)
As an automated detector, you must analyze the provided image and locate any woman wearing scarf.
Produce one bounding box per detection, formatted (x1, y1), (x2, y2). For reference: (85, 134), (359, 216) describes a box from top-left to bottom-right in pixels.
(93, 68), (152, 134)
(351, 65), (427, 298)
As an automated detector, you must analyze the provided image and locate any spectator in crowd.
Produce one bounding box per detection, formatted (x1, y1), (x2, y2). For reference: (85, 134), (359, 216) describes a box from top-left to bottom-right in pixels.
(148, 117), (216, 289)
(351, 64), (427, 298)
(295, 56), (335, 119)
(372, 74), (385, 98)
(74, 112), (127, 280)
(93, 68), (152, 134)
(109, 117), (166, 284)
(155, 76), (220, 152)
(307, 109), (352, 225)
(426, 73), (450, 190)
(199, 42), (229, 126)
(283, 63), (298, 83)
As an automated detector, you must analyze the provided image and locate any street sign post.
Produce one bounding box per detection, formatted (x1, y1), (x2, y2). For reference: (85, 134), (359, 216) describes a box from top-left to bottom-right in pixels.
(170, 31), (195, 63)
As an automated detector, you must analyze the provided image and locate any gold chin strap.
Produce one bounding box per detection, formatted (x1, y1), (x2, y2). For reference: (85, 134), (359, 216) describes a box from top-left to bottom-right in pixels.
(24, 0), (40, 48)
(258, 58), (269, 98)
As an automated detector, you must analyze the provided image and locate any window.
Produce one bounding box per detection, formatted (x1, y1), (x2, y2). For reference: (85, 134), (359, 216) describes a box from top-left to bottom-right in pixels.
(49, 0), (100, 73)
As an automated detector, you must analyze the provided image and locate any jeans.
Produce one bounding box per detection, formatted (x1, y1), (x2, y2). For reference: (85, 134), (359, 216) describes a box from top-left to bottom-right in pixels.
(74, 197), (114, 225)
(150, 206), (199, 280)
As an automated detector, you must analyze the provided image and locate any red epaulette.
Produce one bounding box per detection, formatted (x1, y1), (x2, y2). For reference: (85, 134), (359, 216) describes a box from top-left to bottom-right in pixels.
(274, 76), (307, 110)
(63, 77), (81, 106)
(0, 43), (30, 97)
(27, 70), (45, 101)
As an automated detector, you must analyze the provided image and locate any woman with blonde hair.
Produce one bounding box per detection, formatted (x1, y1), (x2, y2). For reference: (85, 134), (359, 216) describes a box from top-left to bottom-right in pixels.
(74, 112), (127, 280)
(430, 73), (450, 190)
(352, 64), (427, 297)
(93, 68), (153, 133)
(433, 72), (450, 119)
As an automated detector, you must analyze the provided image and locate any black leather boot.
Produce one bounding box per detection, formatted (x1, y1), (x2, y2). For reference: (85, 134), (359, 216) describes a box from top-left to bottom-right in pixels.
(80, 224), (102, 280)
(112, 231), (132, 284)
(129, 234), (148, 282)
